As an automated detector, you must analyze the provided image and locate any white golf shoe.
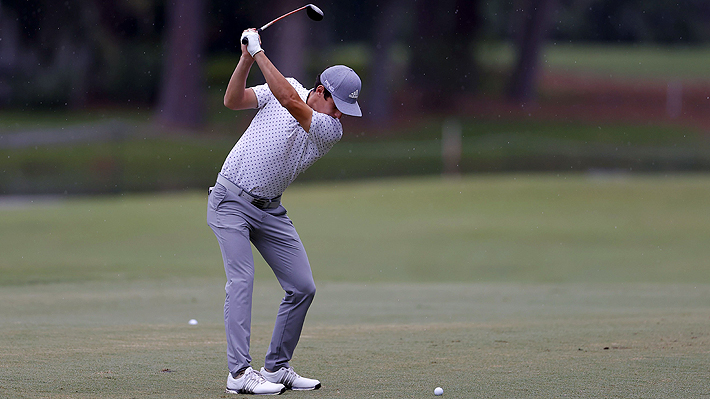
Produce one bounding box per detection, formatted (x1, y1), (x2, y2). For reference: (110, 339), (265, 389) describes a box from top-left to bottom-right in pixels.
(260, 367), (321, 391)
(226, 367), (286, 395)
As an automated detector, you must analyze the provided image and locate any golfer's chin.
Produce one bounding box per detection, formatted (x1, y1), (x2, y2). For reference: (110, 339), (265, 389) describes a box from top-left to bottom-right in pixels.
(317, 106), (342, 120)
(308, 94), (342, 119)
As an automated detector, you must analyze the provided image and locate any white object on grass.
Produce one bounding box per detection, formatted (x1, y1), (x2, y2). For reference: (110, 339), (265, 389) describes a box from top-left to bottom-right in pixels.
(188, 319), (198, 325)
(434, 387), (443, 396)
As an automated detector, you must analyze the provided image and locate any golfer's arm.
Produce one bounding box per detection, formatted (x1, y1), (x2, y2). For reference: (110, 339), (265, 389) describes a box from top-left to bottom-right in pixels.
(224, 55), (258, 110)
(253, 52), (313, 131)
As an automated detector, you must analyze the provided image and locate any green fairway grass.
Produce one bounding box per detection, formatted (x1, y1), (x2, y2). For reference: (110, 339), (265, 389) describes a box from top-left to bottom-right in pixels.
(1, 174), (709, 398)
(1, 174), (709, 285)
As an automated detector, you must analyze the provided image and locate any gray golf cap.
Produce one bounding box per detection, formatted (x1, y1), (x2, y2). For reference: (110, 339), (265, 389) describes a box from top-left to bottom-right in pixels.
(320, 65), (362, 117)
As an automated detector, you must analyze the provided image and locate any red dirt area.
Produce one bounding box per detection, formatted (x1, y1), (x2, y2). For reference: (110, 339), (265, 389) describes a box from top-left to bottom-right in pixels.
(459, 72), (710, 132)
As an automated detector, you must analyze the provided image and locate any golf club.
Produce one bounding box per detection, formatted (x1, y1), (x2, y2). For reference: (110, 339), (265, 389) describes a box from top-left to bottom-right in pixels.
(241, 4), (324, 45)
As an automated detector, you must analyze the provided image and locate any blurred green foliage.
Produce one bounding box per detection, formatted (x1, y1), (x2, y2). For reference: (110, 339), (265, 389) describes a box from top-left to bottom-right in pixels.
(1, 116), (708, 195)
(2, 0), (709, 108)
(2, 1), (710, 194)
(482, 0), (710, 43)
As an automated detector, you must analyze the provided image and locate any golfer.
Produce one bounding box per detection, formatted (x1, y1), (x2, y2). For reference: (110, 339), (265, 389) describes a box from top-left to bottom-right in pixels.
(207, 29), (362, 395)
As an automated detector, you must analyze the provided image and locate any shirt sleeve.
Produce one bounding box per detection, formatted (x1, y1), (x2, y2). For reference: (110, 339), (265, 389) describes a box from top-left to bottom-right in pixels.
(308, 111), (343, 156)
(252, 82), (273, 109)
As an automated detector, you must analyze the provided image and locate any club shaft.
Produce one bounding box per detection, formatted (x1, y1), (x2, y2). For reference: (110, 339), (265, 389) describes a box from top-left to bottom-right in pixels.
(259, 5), (308, 32)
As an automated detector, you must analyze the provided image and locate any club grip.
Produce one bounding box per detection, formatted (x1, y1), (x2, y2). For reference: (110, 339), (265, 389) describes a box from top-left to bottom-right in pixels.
(241, 28), (262, 45)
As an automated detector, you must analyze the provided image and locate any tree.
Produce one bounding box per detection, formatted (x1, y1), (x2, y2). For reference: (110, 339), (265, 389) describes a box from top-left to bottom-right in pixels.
(508, 0), (556, 103)
(156, 0), (206, 129)
(407, 0), (480, 111)
(0, 0), (96, 107)
(367, 0), (408, 123)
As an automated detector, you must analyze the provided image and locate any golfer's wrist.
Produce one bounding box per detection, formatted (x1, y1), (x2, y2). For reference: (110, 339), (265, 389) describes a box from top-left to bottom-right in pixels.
(252, 50), (266, 60)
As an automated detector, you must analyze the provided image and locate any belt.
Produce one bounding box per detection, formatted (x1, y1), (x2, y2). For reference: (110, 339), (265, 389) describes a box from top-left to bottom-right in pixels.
(212, 175), (281, 210)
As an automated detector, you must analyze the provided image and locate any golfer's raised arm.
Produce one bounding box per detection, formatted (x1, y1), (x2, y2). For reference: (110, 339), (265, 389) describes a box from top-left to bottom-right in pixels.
(223, 43), (258, 110)
(252, 52), (313, 131)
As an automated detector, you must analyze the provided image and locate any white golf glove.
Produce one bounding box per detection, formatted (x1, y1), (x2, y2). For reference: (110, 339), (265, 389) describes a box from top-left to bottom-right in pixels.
(240, 30), (263, 57)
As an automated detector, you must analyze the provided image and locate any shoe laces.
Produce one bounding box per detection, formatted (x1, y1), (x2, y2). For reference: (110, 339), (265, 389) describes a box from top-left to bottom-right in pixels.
(241, 368), (268, 392)
(280, 368), (300, 387)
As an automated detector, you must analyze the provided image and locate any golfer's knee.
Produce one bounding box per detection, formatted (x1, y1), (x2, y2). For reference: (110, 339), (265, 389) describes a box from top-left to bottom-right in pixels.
(291, 281), (316, 302)
(301, 281), (316, 299)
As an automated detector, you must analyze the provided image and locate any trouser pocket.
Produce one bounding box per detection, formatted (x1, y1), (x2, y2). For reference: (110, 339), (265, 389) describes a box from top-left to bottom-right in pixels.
(208, 183), (228, 211)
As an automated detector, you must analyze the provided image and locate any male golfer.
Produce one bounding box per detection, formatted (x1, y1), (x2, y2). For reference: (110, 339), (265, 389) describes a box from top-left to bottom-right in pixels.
(207, 29), (362, 395)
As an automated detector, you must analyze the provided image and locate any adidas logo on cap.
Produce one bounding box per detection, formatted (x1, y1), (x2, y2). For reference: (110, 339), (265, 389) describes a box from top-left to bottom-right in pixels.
(349, 89), (359, 99)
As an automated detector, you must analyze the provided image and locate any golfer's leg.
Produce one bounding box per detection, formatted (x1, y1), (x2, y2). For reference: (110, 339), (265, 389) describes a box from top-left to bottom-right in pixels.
(254, 214), (316, 371)
(208, 191), (255, 375)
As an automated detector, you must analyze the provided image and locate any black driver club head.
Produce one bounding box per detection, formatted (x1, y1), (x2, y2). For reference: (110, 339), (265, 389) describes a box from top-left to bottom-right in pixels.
(306, 4), (324, 21)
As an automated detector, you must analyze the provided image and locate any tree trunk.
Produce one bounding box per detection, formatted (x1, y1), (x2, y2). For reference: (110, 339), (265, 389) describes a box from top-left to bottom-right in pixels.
(408, 0), (480, 111)
(367, 0), (407, 123)
(508, 0), (554, 103)
(156, 0), (206, 129)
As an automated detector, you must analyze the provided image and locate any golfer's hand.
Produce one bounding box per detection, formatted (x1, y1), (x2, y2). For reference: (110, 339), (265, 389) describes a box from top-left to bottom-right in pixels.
(240, 29), (263, 57)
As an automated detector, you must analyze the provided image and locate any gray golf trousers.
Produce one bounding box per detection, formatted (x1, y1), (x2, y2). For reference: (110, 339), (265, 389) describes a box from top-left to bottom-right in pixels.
(206, 181), (315, 375)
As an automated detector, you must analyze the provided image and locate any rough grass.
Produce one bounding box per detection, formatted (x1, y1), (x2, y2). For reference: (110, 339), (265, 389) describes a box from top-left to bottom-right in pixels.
(1, 280), (708, 398)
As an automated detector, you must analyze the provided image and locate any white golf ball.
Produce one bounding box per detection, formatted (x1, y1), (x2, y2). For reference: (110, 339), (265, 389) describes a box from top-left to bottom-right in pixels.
(188, 319), (198, 325)
(434, 387), (443, 396)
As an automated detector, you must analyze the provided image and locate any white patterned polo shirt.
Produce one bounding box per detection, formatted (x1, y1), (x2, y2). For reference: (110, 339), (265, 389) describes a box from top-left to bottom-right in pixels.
(219, 78), (343, 199)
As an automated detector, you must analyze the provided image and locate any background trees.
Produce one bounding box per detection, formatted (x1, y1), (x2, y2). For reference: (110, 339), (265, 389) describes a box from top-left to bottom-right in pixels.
(1, 0), (709, 126)
(156, 0), (207, 128)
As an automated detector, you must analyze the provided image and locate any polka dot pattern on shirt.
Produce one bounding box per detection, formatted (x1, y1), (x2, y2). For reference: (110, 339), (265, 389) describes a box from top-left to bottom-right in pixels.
(220, 78), (343, 199)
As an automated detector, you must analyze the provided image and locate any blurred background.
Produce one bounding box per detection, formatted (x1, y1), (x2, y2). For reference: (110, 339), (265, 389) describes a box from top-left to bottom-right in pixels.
(1, 0), (709, 195)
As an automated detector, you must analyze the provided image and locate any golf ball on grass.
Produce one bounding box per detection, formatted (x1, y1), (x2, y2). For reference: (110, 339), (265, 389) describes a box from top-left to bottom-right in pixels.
(434, 387), (443, 396)
(188, 319), (198, 325)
